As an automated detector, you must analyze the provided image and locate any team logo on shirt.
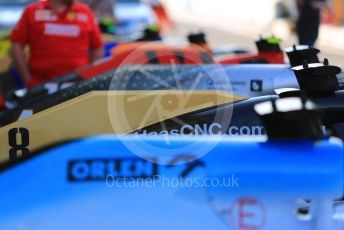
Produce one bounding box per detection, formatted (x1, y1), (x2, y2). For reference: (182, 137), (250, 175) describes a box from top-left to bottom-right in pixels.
(35, 10), (57, 21)
(77, 13), (88, 22)
(67, 12), (77, 21)
(66, 12), (88, 22)
(44, 23), (80, 37)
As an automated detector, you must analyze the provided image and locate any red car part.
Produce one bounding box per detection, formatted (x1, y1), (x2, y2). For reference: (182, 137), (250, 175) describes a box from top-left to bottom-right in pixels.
(218, 37), (284, 64)
(77, 42), (214, 79)
(0, 95), (4, 111)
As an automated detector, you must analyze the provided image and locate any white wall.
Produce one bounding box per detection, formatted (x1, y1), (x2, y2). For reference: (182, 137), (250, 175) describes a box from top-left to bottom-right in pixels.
(162, 0), (278, 36)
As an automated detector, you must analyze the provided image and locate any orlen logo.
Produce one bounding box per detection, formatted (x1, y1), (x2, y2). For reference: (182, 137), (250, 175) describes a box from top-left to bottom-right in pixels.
(68, 157), (158, 182)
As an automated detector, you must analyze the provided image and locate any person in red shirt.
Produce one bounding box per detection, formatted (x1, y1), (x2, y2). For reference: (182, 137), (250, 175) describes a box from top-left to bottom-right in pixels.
(10, 0), (104, 88)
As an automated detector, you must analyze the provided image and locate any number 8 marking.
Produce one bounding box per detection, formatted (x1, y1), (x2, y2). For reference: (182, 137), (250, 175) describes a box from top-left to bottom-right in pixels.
(8, 128), (30, 161)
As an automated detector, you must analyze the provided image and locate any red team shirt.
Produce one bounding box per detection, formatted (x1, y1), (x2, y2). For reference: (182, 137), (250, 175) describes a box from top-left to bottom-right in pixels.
(10, 0), (103, 87)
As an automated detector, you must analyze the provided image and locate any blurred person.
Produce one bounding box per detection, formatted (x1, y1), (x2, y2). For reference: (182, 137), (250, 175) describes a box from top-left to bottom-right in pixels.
(296, 0), (326, 46)
(10, 0), (104, 88)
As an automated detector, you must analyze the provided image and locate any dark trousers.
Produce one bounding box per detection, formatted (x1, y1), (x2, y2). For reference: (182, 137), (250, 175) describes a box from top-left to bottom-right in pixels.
(296, 6), (321, 46)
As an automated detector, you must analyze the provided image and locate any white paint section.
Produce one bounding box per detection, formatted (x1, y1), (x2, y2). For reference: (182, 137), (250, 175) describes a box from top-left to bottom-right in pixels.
(18, 110), (33, 121)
